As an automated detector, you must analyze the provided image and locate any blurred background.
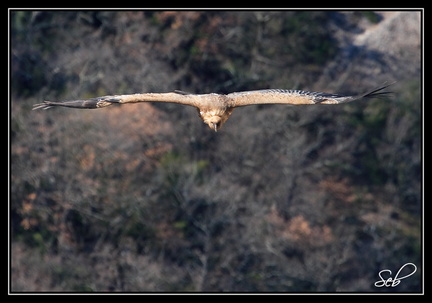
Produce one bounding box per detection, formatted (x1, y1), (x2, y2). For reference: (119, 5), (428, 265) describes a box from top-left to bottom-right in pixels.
(10, 10), (421, 292)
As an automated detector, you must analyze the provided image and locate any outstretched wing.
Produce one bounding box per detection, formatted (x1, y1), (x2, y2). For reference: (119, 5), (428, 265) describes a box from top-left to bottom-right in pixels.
(33, 91), (209, 110)
(229, 83), (393, 107)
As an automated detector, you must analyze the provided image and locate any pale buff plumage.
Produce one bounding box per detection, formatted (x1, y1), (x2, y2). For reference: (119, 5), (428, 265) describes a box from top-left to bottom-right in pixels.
(33, 84), (393, 132)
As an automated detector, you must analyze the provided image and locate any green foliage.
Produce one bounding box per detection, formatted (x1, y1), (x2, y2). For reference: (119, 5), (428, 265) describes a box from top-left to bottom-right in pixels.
(159, 151), (209, 187)
(359, 11), (381, 23)
(278, 12), (337, 66)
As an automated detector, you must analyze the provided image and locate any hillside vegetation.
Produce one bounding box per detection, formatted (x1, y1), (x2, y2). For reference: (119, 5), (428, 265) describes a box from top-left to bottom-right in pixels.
(11, 11), (421, 292)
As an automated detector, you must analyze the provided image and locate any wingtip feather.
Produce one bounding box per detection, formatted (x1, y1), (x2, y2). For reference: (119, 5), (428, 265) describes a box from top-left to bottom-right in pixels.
(361, 82), (395, 100)
(32, 101), (52, 110)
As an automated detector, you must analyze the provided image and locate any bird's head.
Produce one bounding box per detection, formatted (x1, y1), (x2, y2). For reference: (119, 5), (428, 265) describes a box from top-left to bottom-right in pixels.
(199, 107), (234, 132)
(199, 111), (224, 132)
(206, 116), (222, 132)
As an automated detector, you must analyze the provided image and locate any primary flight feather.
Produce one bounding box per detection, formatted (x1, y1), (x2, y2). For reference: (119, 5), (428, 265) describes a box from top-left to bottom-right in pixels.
(33, 84), (393, 132)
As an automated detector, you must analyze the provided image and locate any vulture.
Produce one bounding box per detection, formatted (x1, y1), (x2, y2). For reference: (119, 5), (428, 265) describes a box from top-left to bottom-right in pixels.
(33, 83), (393, 132)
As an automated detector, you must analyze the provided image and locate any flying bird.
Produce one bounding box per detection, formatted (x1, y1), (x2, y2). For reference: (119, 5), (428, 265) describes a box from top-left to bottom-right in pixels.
(33, 84), (393, 132)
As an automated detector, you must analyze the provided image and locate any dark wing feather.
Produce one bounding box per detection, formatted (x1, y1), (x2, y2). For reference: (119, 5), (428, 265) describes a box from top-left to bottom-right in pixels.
(33, 92), (211, 111)
(229, 83), (394, 107)
(314, 82), (395, 104)
(32, 97), (119, 110)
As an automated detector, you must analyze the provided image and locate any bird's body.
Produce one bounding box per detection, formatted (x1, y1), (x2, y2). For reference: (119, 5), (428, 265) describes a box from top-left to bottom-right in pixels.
(33, 84), (393, 132)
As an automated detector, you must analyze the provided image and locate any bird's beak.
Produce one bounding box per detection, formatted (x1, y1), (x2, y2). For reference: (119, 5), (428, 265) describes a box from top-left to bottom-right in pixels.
(211, 123), (218, 132)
